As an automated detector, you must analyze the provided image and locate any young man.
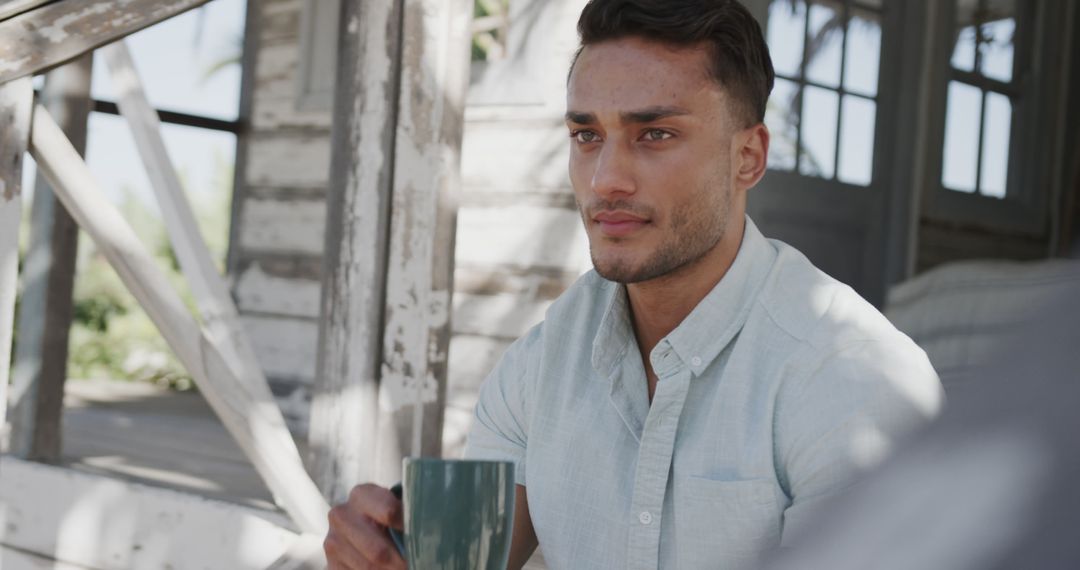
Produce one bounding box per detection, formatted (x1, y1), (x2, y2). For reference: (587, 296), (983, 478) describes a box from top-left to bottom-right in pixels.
(324, 1), (943, 568)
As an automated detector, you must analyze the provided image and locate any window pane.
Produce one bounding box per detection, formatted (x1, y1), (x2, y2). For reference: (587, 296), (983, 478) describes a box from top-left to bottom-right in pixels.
(953, 0), (1016, 82)
(980, 92), (1012, 198)
(805, 2), (843, 87)
(844, 8), (881, 97)
(91, 0), (245, 120)
(768, 0), (806, 78)
(800, 86), (839, 178)
(766, 78), (800, 171)
(942, 81), (982, 193)
(838, 95), (876, 186)
(980, 16), (1015, 82)
(951, 25), (977, 72)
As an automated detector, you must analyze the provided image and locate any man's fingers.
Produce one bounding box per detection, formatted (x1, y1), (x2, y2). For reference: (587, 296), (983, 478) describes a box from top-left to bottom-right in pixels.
(348, 483), (405, 529)
(324, 528), (367, 570)
(328, 498), (406, 570)
(350, 515), (407, 569)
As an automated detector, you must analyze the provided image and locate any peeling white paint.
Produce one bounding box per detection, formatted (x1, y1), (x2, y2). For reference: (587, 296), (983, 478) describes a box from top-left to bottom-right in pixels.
(34, 2), (114, 43)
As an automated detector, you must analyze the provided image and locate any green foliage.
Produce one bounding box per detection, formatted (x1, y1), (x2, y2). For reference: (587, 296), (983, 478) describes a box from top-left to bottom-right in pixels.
(61, 154), (234, 392)
(472, 0), (510, 62)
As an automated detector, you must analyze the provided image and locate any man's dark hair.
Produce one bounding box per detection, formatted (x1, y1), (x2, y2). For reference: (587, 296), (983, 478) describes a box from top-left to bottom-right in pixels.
(573, 0), (775, 127)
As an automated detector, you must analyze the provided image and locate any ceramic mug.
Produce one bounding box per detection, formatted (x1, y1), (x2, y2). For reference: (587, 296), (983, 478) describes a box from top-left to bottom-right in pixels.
(389, 458), (515, 569)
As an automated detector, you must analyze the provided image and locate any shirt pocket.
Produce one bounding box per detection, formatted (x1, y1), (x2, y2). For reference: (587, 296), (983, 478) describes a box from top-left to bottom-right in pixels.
(673, 477), (783, 569)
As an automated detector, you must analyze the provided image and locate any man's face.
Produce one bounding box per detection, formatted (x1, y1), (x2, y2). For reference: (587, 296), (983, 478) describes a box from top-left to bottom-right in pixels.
(566, 37), (746, 284)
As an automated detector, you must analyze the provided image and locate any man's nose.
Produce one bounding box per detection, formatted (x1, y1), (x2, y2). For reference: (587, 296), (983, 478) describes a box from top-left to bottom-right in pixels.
(591, 140), (636, 199)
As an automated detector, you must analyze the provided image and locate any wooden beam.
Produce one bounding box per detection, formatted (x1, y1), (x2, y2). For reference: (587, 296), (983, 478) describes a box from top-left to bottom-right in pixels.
(379, 0), (472, 469)
(0, 0), (213, 84)
(310, 0), (472, 498)
(101, 41), (267, 398)
(0, 0), (54, 22)
(309, 0), (402, 501)
(8, 55), (91, 461)
(28, 105), (330, 536)
(0, 455), (302, 569)
(0, 77), (32, 451)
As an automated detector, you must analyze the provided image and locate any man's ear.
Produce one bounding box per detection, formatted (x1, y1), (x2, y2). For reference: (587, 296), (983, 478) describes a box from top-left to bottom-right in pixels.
(734, 123), (770, 192)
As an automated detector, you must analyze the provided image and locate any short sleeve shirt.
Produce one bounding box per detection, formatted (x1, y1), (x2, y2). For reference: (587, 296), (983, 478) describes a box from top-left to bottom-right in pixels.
(464, 217), (944, 570)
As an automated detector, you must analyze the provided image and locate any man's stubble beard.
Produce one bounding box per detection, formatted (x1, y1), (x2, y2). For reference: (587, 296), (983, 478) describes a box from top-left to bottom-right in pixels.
(582, 179), (732, 285)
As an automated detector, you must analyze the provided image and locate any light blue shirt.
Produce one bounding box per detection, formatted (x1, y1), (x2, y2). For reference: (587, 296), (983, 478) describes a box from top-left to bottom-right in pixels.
(465, 217), (943, 569)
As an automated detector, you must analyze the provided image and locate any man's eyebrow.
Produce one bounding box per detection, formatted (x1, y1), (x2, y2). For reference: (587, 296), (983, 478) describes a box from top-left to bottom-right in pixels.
(565, 111), (597, 124)
(564, 106), (691, 125)
(620, 106), (691, 124)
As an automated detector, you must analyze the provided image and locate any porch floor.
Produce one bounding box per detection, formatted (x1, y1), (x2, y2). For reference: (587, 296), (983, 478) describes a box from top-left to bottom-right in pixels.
(59, 378), (280, 511)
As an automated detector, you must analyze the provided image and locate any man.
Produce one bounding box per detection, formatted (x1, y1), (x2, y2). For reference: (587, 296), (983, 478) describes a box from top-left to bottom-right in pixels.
(325, 1), (943, 568)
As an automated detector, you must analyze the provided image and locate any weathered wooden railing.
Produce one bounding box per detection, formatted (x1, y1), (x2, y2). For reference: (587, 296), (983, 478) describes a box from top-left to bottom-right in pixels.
(0, 0), (472, 567)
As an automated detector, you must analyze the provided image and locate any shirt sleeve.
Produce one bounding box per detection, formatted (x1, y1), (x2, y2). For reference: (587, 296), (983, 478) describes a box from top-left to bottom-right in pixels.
(775, 337), (944, 544)
(462, 325), (541, 487)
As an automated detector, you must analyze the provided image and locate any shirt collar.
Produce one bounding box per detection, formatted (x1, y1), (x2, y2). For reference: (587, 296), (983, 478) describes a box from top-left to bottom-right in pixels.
(591, 216), (776, 379)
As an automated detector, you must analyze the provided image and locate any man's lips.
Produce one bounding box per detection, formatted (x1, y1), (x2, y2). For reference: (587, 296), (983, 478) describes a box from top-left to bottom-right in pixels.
(592, 211), (649, 237)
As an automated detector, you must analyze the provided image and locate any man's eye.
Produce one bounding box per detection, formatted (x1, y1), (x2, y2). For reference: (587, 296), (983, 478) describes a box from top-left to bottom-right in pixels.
(571, 130), (600, 143)
(643, 129), (673, 142)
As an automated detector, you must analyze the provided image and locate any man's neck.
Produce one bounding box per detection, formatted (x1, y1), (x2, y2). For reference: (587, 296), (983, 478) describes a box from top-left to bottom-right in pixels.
(627, 217), (746, 367)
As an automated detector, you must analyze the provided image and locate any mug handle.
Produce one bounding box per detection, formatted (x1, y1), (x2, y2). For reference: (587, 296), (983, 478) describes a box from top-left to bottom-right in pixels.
(388, 483), (407, 558)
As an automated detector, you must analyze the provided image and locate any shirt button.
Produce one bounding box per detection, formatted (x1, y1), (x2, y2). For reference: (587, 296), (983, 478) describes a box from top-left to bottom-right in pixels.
(638, 511), (653, 525)
(691, 356), (702, 367)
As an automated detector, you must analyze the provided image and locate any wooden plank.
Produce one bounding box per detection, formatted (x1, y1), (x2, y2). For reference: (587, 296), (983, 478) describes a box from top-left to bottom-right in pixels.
(250, 36), (333, 130)
(309, 0), (473, 498)
(306, 0), (470, 494)
(245, 132), (332, 187)
(0, 0), (213, 84)
(0, 456), (300, 570)
(28, 104), (330, 536)
(0, 77), (32, 451)
(258, 0), (303, 45)
(0, 0), (54, 21)
(241, 315), (318, 382)
(452, 292), (550, 340)
(223, 0), (260, 283)
(8, 55), (91, 462)
(442, 333), (513, 473)
(308, 0), (404, 500)
(376, 0), (473, 470)
(237, 197), (327, 255)
(460, 120), (570, 193)
(295, 0), (340, 112)
(234, 263), (321, 319)
(455, 204), (591, 271)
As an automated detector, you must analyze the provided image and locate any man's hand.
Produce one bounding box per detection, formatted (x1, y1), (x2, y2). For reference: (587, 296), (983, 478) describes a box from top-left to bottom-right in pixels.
(324, 483), (407, 570)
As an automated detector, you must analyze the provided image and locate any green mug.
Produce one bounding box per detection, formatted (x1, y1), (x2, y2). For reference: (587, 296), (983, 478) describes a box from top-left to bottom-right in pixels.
(388, 458), (516, 569)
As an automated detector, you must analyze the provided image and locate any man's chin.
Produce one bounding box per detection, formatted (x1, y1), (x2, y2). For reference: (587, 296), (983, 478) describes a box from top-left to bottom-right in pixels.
(592, 257), (651, 284)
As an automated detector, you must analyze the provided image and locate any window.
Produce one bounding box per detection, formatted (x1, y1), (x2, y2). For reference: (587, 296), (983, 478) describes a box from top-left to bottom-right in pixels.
(940, 0), (1023, 199)
(921, 0), (1072, 234)
(764, 0), (884, 187)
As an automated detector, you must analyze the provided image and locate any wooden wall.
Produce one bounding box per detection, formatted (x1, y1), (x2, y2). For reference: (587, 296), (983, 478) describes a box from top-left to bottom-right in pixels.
(229, 0), (329, 430)
(230, 0), (590, 456)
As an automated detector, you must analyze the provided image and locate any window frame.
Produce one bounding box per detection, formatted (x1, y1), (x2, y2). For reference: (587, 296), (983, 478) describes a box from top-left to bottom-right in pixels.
(921, 0), (1069, 235)
(762, 0), (890, 188)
